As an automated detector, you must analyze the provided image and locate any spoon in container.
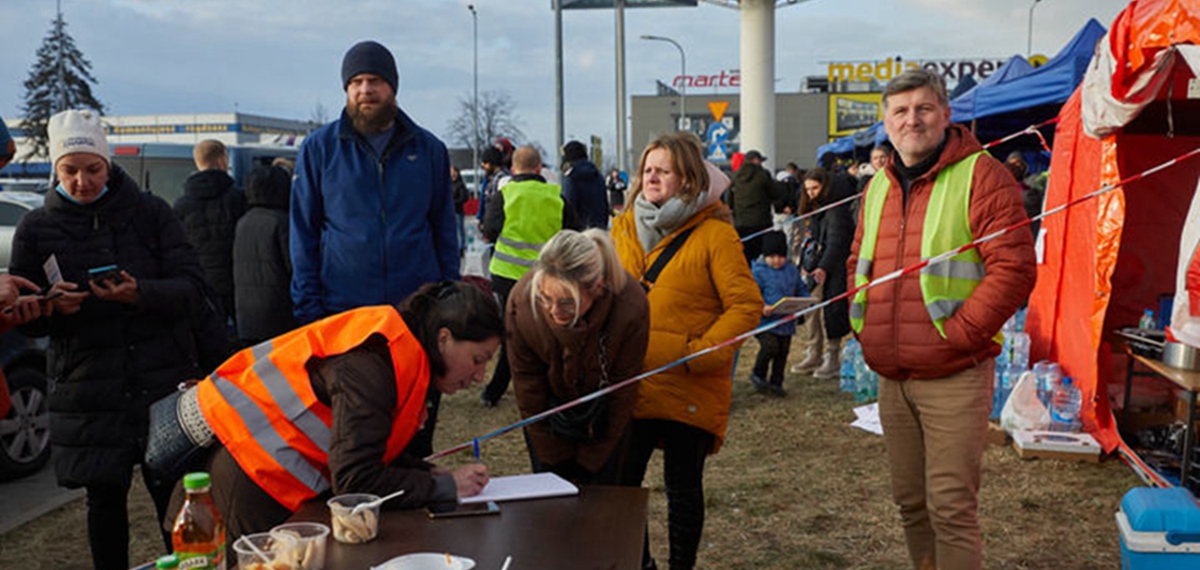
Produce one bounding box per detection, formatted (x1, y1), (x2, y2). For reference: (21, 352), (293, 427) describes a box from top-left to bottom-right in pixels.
(235, 535), (271, 564)
(350, 489), (406, 516)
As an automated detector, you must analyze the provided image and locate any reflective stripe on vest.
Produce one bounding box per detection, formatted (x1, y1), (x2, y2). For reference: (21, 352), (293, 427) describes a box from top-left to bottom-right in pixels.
(196, 306), (429, 511)
(489, 179), (565, 281)
(850, 152), (986, 338)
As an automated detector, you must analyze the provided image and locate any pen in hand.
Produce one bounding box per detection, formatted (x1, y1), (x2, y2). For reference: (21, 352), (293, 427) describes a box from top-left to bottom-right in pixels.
(473, 438), (481, 461)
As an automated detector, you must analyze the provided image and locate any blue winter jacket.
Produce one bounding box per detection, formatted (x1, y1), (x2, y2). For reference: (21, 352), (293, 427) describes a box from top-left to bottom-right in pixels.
(752, 258), (807, 337)
(290, 107), (460, 323)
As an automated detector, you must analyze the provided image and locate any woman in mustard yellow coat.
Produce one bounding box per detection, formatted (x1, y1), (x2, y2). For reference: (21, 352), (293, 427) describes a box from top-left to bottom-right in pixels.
(612, 133), (762, 570)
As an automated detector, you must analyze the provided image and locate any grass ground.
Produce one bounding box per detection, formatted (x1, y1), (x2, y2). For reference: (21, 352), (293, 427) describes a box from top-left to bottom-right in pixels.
(0, 337), (1142, 569)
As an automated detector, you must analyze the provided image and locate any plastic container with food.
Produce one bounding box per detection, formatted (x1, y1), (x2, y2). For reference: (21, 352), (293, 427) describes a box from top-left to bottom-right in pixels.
(270, 522), (330, 570)
(234, 531), (300, 570)
(327, 493), (381, 544)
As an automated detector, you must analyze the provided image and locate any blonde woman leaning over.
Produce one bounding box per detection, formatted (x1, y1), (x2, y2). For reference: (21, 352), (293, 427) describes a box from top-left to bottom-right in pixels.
(507, 229), (649, 484)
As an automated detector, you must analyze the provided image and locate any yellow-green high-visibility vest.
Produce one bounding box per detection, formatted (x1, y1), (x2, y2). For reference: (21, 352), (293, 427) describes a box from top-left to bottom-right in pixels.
(489, 178), (565, 281)
(850, 151), (990, 339)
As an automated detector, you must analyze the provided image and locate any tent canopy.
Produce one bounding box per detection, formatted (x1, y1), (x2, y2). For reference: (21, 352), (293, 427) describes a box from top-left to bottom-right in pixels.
(950, 19), (1107, 123)
(815, 121), (885, 161)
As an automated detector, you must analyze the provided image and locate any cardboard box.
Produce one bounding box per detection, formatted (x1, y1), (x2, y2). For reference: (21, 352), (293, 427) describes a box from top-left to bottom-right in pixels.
(1011, 430), (1101, 463)
(986, 421), (1010, 447)
(1118, 487), (1200, 569)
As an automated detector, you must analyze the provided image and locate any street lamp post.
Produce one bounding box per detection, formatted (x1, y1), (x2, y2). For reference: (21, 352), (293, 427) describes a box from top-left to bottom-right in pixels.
(468, 4), (479, 196)
(1027, 0), (1043, 57)
(641, 35), (686, 131)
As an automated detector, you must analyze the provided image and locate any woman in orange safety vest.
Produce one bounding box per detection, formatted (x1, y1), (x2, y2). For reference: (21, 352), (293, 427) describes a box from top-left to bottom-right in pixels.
(167, 281), (503, 542)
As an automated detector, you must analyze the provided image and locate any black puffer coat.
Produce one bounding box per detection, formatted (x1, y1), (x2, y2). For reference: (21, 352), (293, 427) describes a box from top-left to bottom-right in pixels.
(233, 166), (297, 343)
(811, 179), (856, 340)
(10, 165), (207, 489)
(174, 169), (246, 319)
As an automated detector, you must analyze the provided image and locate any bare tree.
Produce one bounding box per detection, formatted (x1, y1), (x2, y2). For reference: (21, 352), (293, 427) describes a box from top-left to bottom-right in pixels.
(308, 101), (330, 131)
(445, 90), (527, 154)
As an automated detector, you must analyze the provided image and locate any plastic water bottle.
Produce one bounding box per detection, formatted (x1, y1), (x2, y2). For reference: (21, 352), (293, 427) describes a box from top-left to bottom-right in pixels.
(1139, 309), (1156, 330)
(1049, 376), (1083, 432)
(839, 339), (859, 393)
(1032, 360), (1062, 408)
(854, 360), (876, 403)
(1010, 331), (1031, 371)
(991, 363), (1008, 420)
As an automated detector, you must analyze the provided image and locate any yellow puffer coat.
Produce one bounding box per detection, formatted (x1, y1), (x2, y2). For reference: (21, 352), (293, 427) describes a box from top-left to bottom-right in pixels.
(612, 202), (763, 452)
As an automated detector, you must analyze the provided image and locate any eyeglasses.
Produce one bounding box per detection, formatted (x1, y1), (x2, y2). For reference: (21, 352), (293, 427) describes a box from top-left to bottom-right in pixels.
(535, 292), (577, 312)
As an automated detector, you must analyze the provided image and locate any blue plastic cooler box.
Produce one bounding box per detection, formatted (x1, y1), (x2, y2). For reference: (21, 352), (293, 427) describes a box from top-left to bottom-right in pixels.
(1118, 487), (1200, 569)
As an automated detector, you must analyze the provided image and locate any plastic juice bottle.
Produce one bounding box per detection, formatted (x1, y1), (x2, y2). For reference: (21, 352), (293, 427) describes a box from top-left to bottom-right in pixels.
(172, 472), (226, 570)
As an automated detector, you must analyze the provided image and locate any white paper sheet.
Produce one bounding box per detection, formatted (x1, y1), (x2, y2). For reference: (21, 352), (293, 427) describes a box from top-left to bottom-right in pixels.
(459, 472), (579, 505)
(850, 402), (883, 435)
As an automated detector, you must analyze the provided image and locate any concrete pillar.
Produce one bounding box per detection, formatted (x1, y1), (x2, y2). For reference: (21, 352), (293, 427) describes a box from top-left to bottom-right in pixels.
(738, 0), (775, 171)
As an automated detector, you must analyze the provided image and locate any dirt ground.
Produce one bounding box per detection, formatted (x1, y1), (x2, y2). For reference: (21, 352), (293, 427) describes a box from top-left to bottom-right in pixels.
(0, 338), (1142, 569)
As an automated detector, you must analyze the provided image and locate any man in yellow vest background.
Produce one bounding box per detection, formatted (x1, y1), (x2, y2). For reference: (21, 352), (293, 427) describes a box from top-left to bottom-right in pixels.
(480, 146), (580, 406)
(847, 69), (1036, 570)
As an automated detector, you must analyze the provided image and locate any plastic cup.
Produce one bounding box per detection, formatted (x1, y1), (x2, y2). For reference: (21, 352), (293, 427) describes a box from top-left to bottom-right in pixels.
(327, 493), (381, 544)
(234, 532), (299, 570)
(270, 522), (330, 570)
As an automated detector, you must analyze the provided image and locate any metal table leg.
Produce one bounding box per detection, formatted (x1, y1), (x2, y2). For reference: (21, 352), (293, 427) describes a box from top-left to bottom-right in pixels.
(1184, 390), (1198, 487)
(1123, 356), (1135, 430)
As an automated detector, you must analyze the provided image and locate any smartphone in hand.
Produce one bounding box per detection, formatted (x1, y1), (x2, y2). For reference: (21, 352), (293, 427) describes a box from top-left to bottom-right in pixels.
(87, 265), (124, 286)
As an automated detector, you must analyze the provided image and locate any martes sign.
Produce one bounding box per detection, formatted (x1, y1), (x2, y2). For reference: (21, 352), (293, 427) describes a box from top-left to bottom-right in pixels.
(672, 69), (740, 89)
(827, 57), (1007, 84)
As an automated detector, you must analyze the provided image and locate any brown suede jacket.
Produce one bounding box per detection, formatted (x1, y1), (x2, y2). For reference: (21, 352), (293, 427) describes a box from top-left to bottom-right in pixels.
(507, 271), (650, 472)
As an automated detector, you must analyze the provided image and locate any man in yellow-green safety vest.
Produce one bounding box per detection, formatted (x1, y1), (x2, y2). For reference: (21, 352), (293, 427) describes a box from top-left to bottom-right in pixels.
(846, 69), (1036, 570)
(480, 145), (580, 406)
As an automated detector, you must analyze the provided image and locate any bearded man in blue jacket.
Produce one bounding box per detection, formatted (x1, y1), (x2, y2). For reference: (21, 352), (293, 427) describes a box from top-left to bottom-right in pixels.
(291, 40), (460, 325)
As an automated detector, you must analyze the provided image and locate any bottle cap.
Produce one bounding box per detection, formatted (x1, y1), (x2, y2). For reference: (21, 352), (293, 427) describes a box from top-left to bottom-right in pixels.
(156, 554), (180, 569)
(1062, 376), (1073, 386)
(182, 472), (211, 490)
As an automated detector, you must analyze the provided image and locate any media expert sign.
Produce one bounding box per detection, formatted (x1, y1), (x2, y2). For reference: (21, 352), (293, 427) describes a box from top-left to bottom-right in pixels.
(828, 57), (1007, 84)
(829, 93), (882, 138)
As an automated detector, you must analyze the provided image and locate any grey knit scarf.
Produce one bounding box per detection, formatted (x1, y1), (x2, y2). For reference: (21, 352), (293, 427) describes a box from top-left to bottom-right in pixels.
(633, 190), (707, 253)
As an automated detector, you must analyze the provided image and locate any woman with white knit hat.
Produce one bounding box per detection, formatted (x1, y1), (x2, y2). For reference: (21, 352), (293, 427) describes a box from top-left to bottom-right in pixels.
(9, 109), (212, 570)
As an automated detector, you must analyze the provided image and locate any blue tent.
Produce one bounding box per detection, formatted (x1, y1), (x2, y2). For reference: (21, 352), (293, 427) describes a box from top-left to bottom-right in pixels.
(816, 120), (887, 161)
(950, 18), (1106, 122)
(949, 55), (1034, 120)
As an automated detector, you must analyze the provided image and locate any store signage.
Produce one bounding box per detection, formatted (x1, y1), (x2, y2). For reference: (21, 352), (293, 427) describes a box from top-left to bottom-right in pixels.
(828, 57), (1007, 84)
(672, 69), (740, 89)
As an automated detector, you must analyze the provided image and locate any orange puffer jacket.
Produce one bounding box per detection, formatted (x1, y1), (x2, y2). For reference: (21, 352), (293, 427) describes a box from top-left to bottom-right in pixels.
(847, 124), (1037, 380)
(612, 202), (762, 452)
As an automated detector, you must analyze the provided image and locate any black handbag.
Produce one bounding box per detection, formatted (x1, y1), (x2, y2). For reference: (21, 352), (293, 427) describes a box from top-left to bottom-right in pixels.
(800, 236), (821, 272)
(547, 333), (611, 443)
(144, 385), (216, 483)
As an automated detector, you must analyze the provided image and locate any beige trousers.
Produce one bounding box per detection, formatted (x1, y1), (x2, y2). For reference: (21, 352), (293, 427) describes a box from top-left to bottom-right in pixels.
(878, 359), (994, 570)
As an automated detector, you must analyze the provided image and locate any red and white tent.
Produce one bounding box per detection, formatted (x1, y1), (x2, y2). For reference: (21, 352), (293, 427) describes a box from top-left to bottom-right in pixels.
(1027, 0), (1200, 453)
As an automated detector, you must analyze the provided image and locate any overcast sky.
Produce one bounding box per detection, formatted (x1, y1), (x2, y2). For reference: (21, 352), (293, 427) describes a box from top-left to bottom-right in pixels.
(0, 0), (1131, 161)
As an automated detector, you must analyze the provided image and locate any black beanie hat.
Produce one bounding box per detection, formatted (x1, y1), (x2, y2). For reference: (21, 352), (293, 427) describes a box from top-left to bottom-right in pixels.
(562, 141), (588, 162)
(761, 230), (788, 258)
(342, 40), (398, 93)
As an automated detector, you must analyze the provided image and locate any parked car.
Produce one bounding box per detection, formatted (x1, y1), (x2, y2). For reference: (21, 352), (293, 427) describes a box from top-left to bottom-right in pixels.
(0, 190), (51, 481)
(0, 191), (45, 270)
(0, 330), (49, 481)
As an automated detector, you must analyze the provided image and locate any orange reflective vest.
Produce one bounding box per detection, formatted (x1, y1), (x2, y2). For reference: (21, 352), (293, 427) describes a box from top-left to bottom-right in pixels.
(196, 305), (429, 511)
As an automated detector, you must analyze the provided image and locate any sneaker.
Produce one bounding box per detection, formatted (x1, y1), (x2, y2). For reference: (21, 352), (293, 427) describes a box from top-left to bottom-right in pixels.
(769, 385), (787, 398)
(480, 394), (499, 408)
(750, 374), (770, 394)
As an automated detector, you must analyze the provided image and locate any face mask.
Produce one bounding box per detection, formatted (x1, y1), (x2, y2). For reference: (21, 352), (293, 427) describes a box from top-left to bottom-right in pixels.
(55, 182), (109, 205)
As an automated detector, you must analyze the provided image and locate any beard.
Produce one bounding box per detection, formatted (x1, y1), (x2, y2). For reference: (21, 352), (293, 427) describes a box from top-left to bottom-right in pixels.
(347, 96), (399, 135)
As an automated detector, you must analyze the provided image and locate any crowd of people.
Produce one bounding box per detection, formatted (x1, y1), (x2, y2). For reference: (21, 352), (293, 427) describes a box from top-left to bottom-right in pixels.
(5, 34), (1042, 570)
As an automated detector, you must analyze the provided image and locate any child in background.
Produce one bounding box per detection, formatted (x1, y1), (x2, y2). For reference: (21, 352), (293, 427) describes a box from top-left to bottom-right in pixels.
(751, 231), (808, 397)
